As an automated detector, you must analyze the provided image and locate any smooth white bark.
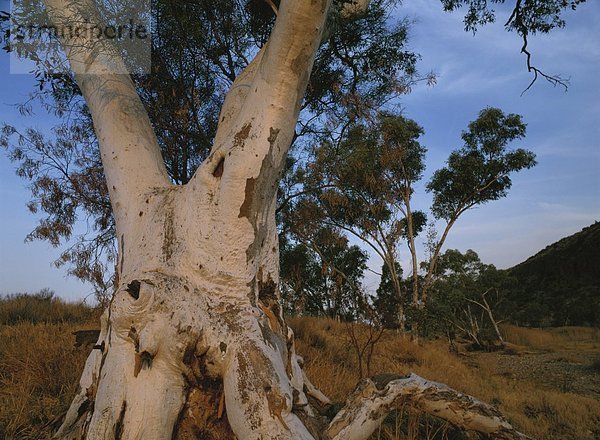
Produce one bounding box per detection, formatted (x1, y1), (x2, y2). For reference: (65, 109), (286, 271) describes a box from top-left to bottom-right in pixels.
(52, 1), (333, 438)
(44, 0), (170, 238)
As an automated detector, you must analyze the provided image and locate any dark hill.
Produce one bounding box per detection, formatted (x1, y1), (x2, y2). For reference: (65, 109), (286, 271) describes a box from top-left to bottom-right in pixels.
(504, 222), (600, 327)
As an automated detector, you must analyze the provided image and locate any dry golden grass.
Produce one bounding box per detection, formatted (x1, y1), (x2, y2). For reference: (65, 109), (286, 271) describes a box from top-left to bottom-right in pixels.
(0, 322), (96, 439)
(290, 317), (600, 440)
(500, 324), (600, 351)
(0, 294), (99, 439)
(1, 302), (598, 439)
(0, 293), (94, 326)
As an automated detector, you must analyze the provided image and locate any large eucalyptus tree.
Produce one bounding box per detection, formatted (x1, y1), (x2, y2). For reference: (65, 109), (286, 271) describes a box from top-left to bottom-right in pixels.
(33, 0), (535, 438)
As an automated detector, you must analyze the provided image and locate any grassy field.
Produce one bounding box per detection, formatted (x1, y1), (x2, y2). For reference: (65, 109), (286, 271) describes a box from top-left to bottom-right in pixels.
(1, 296), (599, 439)
(292, 318), (600, 439)
(0, 294), (99, 439)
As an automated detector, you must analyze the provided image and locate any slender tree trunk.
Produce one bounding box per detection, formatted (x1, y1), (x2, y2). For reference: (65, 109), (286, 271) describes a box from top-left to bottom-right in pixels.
(404, 192), (423, 339)
(422, 217), (456, 302)
(404, 193), (419, 306)
(467, 290), (505, 344)
(386, 254), (405, 331)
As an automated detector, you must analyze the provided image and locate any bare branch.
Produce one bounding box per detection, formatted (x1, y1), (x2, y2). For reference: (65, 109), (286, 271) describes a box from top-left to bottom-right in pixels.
(505, 0), (570, 95)
(328, 373), (532, 440)
(263, 0), (278, 16)
(275, 184), (338, 214)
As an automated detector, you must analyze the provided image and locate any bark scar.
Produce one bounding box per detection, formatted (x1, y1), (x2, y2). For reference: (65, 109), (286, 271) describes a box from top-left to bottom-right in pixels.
(119, 234), (125, 274)
(213, 157), (225, 177)
(268, 127), (280, 148)
(238, 177), (256, 219)
(125, 280), (141, 299)
(114, 400), (127, 439)
(233, 123), (252, 150)
(266, 389), (290, 431)
(162, 208), (175, 262)
(134, 351), (154, 377)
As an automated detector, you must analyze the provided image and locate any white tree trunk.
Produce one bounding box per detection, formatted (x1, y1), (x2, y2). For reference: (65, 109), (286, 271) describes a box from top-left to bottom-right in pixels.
(45, 0), (530, 439)
(49, 0), (334, 437)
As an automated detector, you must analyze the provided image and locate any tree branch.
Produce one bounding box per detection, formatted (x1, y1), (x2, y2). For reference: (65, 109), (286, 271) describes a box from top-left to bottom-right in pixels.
(44, 0), (171, 226)
(210, 46), (267, 151)
(197, 0), (333, 182)
(327, 373), (531, 440)
(422, 217), (457, 301)
(505, 0), (569, 95)
(276, 184), (338, 214)
(190, 0), (334, 243)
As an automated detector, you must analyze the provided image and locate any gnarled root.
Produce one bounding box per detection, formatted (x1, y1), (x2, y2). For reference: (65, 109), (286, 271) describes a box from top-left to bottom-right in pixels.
(326, 373), (532, 440)
(56, 273), (530, 440)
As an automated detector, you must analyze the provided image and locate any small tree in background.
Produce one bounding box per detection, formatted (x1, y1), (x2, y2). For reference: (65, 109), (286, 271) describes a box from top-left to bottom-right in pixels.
(423, 107), (536, 301)
(425, 249), (518, 349)
(285, 107), (536, 330)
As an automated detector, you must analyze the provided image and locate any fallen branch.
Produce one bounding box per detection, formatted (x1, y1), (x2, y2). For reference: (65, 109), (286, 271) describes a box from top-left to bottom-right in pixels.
(327, 373), (531, 440)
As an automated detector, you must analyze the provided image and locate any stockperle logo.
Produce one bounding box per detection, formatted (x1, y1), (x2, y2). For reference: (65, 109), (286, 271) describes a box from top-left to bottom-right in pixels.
(7, 0), (152, 75)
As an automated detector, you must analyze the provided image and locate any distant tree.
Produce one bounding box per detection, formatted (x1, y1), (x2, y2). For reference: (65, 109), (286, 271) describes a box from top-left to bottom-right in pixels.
(372, 261), (403, 329)
(280, 225), (368, 320)
(287, 112), (428, 328)
(423, 107), (536, 301)
(289, 107), (535, 330)
(426, 249), (517, 348)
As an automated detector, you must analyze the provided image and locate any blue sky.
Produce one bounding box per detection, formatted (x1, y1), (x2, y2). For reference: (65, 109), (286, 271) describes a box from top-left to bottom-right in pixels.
(0, 0), (599, 300)
(390, 0), (600, 283)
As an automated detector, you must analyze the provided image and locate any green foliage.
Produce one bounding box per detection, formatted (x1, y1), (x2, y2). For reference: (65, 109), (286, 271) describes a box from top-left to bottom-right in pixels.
(425, 249), (515, 345)
(283, 107), (536, 329)
(440, 0), (586, 34)
(2, 2), (571, 328)
(307, 0), (420, 120)
(427, 107), (535, 222)
(281, 112), (428, 325)
(372, 262), (404, 329)
(280, 227), (369, 320)
(292, 111), (427, 258)
(0, 123), (114, 302)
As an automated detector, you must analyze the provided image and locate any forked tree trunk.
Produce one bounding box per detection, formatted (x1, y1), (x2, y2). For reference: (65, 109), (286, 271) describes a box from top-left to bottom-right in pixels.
(45, 0), (530, 439)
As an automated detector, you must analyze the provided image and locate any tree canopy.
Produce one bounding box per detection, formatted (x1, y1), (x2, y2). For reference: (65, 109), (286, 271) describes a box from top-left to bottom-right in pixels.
(281, 106), (535, 330)
(0, 0), (580, 317)
(2, 0), (421, 300)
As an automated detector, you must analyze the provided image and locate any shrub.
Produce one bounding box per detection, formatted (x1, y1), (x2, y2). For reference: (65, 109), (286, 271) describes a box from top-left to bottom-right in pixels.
(0, 290), (95, 325)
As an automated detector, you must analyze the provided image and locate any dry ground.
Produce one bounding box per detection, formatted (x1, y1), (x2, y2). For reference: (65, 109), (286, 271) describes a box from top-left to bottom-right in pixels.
(291, 319), (600, 440)
(1, 312), (599, 439)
